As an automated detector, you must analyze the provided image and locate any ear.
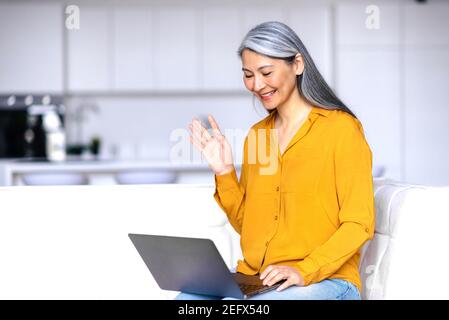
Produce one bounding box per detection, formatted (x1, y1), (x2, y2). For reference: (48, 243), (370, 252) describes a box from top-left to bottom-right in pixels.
(294, 53), (304, 76)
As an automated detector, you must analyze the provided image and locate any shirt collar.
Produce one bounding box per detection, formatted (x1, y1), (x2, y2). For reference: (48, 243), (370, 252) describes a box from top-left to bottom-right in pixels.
(267, 106), (330, 127)
(310, 106), (330, 117)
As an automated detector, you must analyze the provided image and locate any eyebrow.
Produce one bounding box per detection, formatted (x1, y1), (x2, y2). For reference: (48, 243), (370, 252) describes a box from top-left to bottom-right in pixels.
(242, 64), (274, 72)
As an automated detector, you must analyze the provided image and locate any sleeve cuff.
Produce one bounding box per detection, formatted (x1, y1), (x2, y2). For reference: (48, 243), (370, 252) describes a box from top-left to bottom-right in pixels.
(295, 258), (320, 286)
(214, 167), (239, 193)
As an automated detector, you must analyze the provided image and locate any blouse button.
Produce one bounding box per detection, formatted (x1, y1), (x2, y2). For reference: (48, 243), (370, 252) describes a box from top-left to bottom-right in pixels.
(276, 186), (280, 192)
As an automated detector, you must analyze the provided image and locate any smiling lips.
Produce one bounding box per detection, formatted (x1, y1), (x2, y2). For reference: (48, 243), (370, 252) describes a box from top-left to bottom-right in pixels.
(260, 90), (276, 100)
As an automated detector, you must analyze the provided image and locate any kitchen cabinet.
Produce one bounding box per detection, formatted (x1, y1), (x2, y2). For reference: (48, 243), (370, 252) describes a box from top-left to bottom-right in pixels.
(152, 7), (200, 91)
(200, 4), (334, 92)
(241, 7), (286, 34)
(201, 7), (243, 91)
(0, 2), (63, 93)
(113, 6), (154, 90)
(64, 3), (339, 94)
(67, 5), (111, 92)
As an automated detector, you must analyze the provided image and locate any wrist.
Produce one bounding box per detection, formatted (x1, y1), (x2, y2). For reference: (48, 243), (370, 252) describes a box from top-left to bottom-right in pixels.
(215, 165), (234, 176)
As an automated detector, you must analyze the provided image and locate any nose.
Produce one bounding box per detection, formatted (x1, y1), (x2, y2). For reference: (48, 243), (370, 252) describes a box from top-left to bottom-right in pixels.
(253, 75), (266, 92)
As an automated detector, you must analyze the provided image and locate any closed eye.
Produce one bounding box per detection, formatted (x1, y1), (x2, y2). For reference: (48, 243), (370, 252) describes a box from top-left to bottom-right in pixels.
(244, 72), (272, 78)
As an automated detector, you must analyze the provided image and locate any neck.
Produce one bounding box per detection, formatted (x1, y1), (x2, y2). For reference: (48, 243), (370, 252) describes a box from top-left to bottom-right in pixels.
(275, 89), (313, 130)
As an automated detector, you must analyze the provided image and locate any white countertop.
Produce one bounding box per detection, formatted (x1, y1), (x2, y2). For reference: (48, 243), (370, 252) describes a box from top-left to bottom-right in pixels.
(0, 158), (242, 186)
(0, 158), (241, 172)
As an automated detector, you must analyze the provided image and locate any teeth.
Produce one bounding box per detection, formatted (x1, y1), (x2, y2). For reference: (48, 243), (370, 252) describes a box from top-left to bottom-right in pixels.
(261, 90), (275, 97)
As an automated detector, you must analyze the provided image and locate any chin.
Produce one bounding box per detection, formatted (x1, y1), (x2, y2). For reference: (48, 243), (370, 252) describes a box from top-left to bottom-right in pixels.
(262, 103), (277, 112)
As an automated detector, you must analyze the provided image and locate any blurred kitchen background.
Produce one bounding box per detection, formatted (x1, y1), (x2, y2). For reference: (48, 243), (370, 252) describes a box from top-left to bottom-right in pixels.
(0, 0), (448, 186)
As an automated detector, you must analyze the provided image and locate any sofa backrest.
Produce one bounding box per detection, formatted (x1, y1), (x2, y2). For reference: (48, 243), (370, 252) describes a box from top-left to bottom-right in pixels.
(361, 178), (449, 299)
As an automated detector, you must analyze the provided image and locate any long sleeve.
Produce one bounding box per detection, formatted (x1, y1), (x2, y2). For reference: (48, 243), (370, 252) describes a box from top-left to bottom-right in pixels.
(295, 118), (375, 286)
(213, 136), (249, 234)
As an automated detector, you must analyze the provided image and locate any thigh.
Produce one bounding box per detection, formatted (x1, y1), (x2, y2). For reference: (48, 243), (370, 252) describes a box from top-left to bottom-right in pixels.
(240, 279), (360, 300)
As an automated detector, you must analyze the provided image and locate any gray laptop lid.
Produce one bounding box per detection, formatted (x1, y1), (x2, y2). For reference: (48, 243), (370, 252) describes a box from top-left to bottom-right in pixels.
(129, 233), (245, 299)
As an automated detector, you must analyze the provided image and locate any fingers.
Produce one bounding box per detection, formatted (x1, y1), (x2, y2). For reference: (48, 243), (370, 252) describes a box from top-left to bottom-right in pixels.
(208, 114), (223, 138)
(261, 267), (284, 286)
(188, 118), (212, 148)
(192, 118), (212, 141)
(264, 270), (286, 287)
(188, 123), (206, 148)
(259, 266), (304, 292)
(262, 269), (278, 286)
(276, 278), (294, 292)
(259, 265), (273, 281)
(189, 134), (204, 152)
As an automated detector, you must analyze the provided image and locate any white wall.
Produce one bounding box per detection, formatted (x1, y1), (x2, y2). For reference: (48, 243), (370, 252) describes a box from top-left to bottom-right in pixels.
(335, 0), (449, 185)
(403, 3), (449, 186)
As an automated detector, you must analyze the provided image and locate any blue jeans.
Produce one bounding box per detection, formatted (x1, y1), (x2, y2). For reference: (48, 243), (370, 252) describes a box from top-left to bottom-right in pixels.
(175, 278), (361, 300)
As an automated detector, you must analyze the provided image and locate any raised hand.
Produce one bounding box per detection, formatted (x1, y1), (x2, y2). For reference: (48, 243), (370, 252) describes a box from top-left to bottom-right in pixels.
(188, 115), (234, 175)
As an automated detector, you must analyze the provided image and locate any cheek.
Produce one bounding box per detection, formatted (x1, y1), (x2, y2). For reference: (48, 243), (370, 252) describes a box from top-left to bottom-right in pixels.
(268, 73), (286, 89)
(243, 78), (253, 91)
(276, 74), (296, 93)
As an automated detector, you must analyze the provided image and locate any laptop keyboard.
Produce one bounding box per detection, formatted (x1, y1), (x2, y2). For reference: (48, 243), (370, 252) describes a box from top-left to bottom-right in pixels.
(238, 283), (269, 294)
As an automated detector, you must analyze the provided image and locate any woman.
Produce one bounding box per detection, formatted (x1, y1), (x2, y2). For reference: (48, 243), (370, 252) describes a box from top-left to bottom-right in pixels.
(180, 21), (374, 300)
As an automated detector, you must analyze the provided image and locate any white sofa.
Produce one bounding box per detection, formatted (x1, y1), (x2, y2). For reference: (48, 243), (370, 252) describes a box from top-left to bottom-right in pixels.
(362, 178), (449, 299)
(0, 178), (448, 299)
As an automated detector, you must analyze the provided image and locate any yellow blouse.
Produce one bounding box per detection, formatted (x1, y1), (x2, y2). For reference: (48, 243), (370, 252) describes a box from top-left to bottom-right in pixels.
(213, 106), (375, 293)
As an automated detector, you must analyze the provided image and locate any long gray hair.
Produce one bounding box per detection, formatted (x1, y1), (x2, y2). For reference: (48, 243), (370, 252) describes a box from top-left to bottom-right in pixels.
(238, 21), (357, 119)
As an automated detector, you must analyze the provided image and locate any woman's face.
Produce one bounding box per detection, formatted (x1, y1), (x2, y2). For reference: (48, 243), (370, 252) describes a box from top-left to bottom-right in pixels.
(241, 49), (303, 111)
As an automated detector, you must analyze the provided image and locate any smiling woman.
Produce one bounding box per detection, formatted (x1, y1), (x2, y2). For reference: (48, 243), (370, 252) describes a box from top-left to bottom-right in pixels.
(238, 21), (356, 118)
(184, 21), (374, 300)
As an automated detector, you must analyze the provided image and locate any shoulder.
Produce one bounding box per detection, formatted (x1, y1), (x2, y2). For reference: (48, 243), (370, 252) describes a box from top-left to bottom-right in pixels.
(325, 110), (372, 159)
(325, 109), (365, 137)
(322, 109), (372, 155)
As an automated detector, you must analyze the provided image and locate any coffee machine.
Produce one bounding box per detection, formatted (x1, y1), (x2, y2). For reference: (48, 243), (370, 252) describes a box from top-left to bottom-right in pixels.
(0, 94), (66, 161)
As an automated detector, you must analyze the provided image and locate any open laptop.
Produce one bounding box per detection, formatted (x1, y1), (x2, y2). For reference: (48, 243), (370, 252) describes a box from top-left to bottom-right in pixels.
(128, 233), (284, 299)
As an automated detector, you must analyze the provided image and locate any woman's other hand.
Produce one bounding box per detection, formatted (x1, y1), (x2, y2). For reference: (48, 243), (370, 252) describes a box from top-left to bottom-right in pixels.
(188, 114), (234, 175)
(259, 265), (305, 291)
